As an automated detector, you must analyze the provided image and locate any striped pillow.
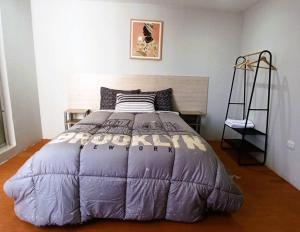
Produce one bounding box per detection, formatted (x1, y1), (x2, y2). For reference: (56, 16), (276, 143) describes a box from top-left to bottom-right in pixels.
(115, 93), (156, 112)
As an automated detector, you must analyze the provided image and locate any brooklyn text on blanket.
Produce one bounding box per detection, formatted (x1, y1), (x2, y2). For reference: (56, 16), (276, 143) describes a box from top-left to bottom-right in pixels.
(49, 132), (207, 152)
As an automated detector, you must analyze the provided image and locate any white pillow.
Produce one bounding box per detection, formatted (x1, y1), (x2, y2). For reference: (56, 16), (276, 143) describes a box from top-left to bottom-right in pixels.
(115, 93), (156, 112)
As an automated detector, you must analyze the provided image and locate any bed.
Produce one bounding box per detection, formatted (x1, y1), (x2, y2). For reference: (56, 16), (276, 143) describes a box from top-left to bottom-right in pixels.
(3, 75), (243, 226)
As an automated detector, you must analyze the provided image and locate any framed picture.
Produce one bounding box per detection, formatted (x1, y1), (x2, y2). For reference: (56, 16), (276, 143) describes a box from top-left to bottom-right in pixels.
(130, 19), (163, 60)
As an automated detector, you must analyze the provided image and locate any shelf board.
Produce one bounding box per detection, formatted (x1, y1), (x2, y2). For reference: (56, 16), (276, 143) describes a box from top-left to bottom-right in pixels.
(65, 119), (80, 125)
(224, 139), (264, 153)
(64, 109), (89, 114)
(180, 111), (206, 116)
(188, 123), (201, 126)
(225, 124), (266, 136)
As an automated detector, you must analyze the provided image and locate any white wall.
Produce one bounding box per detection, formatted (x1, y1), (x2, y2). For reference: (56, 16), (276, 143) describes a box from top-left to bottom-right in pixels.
(241, 0), (300, 189)
(31, 0), (243, 140)
(0, 0), (42, 163)
(14, 0), (300, 190)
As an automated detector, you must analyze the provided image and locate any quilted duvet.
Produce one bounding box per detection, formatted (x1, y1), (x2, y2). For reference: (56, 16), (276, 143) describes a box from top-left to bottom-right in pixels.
(4, 111), (243, 226)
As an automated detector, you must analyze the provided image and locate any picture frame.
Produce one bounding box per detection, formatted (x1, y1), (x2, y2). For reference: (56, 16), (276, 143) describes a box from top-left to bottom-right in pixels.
(130, 19), (163, 60)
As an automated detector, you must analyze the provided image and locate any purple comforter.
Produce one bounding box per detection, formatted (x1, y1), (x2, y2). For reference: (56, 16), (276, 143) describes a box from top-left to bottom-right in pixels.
(4, 111), (243, 226)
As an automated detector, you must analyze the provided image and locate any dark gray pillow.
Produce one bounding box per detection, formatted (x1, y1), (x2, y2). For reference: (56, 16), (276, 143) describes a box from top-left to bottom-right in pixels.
(100, 87), (140, 110)
(142, 88), (173, 111)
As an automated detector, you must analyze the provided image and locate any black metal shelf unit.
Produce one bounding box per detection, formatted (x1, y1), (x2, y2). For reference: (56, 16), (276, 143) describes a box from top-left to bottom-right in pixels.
(221, 50), (274, 166)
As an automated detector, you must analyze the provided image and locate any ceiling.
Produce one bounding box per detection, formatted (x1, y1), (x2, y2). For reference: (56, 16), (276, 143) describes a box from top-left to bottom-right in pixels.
(102, 0), (261, 12)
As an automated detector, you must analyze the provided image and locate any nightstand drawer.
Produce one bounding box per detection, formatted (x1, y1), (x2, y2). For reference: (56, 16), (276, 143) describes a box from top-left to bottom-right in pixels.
(64, 109), (90, 130)
(181, 114), (199, 123)
(180, 111), (205, 134)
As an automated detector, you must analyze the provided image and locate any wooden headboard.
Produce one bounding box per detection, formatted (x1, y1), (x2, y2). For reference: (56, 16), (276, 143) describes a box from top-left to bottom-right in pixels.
(67, 75), (209, 113)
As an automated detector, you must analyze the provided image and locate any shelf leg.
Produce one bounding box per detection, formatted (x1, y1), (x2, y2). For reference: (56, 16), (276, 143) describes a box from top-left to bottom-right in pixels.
(64, 112), (68, 131)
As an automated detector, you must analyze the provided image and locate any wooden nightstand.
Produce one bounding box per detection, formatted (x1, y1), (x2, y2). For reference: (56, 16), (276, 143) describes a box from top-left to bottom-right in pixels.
(64, 109), (90, 130)
(180, 111), (205, 134)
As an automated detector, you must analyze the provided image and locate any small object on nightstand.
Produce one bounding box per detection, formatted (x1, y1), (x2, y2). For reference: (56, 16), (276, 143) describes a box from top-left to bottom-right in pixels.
(64, 109), (90, 130)
(180, 111), (205, 134)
